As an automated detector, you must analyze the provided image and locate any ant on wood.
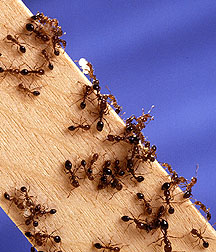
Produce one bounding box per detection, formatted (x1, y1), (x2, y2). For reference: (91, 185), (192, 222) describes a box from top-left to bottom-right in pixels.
(64, 160), (80, 196)
(94, 237), (125, 252)
(17, 83), (41, 96)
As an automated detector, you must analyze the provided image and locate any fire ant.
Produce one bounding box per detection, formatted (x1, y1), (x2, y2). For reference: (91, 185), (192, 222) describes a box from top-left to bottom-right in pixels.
(95, 95), (110, 132)
(126, 158), (144, 183)
(17, 83), (40, 96)
(190, 228), (209, 248)
(41, 49), (54, 70)
(25, 229), (61, 247)
(64, 160), (80, 196)
(20, 67), (45, 76)
(136, 192), (152, 215)
(121, 211), (150, 231)
(5, 34), (26, 53)
(78, 58), (101, 92)
(68, 121), (91, 133)
(193, 200), (211, 220)
(80, 153), (99, 181)
(183, 164), (198, 199)
(94, 238), (124, 252)
(71, 82), (94, 109)
(26, 23), (50, 42)
(160, 185), (175, 214)
(149, 229), (174, 252)
(104, 86), (123, 114)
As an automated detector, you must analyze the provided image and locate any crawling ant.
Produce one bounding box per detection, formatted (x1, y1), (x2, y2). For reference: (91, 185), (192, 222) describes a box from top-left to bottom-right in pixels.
(5, 34), (26, 53)
(25, 229), (61, 247)
(190, 228), (209, 248)
(64, 160), (80, 195)
(18, 83), (40, 96)
(126, 158), (144, 183)
(160, 186), (175, 214)
(121, 214), (149, 231)
(150, 228), (173, 252)
(95, 95), (110, 132)
(26, 23), (50, 42)
(68, 122), (91, 132)
(41, 49), (54, 70)
(81, 153), (99, 181)
(183, 164), (198, 199)
(104, 86), (123, 114)
(71, 82), (94, 109)
(0, 65), (20, 79)
(94, 243), (121, 251)
(20, 67), (45, 76)
(193, 200), (211, 220)
(136, 192), (152, 215)
(52, 35), (66, 55)
(94, 238), (124, 252)
(78, 58), (101, 92)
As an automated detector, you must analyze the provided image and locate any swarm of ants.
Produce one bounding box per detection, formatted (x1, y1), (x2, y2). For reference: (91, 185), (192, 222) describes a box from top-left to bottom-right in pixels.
(1, 11), (215, 252)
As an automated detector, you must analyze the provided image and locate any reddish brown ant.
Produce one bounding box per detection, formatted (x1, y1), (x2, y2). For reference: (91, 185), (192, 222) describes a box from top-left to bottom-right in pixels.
(136, 192), (152, 215)
(25, 228), (61, 247)
(41, 49), (54, 70)
(70, 82), (94, 109)
(17, 83), (41, 96)
(190, 228), (210, 248)
(94, 238), (124, 252)
(5, 34), (26, 53)
(183, 164), (198, 199)
(26, 23), (50, 42)
(64, 160), (80, 196)
(104, 86), (123, 114)
(149, 228), (179, 252)
(121, 213), (149, 231)
(68, 118), (91, 133)
(80, 153), (99, 181)
(193, 200), (211, 220)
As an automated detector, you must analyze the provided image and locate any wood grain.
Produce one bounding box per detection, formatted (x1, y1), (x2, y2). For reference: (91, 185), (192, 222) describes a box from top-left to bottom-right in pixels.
(0, 0), (215, 251)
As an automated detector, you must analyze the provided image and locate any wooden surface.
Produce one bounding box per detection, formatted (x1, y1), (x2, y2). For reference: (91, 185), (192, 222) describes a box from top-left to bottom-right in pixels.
(0, 0), (216, 251)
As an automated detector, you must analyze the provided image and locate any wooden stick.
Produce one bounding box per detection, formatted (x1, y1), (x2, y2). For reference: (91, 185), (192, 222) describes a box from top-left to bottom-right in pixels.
(0, 0), (215, 251)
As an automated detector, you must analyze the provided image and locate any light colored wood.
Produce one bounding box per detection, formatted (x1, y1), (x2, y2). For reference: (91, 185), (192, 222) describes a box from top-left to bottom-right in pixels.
(0, 0), (215, 251)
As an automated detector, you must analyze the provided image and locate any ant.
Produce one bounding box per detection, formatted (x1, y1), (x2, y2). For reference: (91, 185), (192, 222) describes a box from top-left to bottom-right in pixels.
(126, 158), (144, 183)
(70, 82), (95, 109)
(95, 95), (110, 132)
(161, 185), (175, 214)
(106, 134), (126, 143)
(121, 214), (149, 231)
(94, 240), (123, 252)
(51, 35), (66, 55)
(41, 49), (54, 70)
(183, 164), (198, 199)
(150, 228), (173, 252)
(190, 228), (209, 248)
(193, 200), (211, 220)
(64, 160), (80, 196)
(25, 229), (61, 247)
(97, 160), (112, 190)
(78, 58), (101, 92)
(20, 67), (45, 76)
(24, 204), (57, 227)
(104, 86), (123, 114)
(0, 65), (20, 78)
(68, 121), (91, 132)
(26, 23), (50, 42)
(136, 192), (152, 215)
(80, 153), (99, 181)
(17, 83), (40, 96)
(5, 34), (26, 53)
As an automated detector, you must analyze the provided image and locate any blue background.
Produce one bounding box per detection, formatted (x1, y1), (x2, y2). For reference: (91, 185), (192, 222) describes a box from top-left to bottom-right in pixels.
(1, 1), (216, 251)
